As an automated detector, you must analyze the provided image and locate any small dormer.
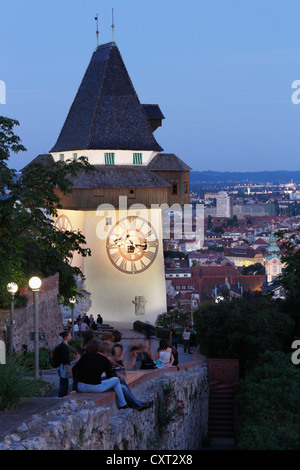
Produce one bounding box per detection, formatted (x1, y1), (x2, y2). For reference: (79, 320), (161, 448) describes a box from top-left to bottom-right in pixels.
(142, 104), (165, 132)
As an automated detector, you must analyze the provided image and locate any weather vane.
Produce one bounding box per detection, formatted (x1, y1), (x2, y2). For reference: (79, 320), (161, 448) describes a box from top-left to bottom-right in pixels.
(112, 8), (115, 43)
(95, 14), (99, 48)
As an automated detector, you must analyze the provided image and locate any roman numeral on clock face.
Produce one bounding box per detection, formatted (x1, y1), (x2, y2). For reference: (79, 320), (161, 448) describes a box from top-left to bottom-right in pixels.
(119, 259), (127, 271)
(131, 261), (137, 272)
(111, 251), (121, 264)
(145, 251), (154, 261)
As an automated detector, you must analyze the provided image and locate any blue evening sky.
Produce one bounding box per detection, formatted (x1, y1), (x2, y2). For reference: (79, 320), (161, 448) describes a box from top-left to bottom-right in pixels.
(1, 0), (300, 172)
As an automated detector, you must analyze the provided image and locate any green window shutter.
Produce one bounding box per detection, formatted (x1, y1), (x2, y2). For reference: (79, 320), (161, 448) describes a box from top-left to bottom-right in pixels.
(105, 152), (115, 165)
(133, 153), (142, 164)
(73, 153), (77, 161)
(59, 154), (64, 162)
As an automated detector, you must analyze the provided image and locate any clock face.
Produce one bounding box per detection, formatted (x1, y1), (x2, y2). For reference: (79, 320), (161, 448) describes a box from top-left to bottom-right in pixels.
(54, 214), (73, 232)
(106, 216), (159, 274)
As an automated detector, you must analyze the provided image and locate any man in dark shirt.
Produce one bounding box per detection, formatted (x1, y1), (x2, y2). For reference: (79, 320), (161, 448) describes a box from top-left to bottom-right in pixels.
(72, 340), (128, 409)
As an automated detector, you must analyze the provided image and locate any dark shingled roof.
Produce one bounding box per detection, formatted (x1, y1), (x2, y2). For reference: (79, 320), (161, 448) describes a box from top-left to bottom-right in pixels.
(21, 153), (55, 171)
(70, 165), (171, 189)
(21, 154), (171, 189)
(147, 153), (192, 171)
(142, 104), (165, 120)
(50, 42), (163, 153)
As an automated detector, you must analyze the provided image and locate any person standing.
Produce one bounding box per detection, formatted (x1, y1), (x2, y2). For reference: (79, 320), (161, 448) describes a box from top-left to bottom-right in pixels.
(58, 331), (72, 397)
(0, 330), (6, 364)
(170, 326), (178, 350)
(182, 327), (191, 354)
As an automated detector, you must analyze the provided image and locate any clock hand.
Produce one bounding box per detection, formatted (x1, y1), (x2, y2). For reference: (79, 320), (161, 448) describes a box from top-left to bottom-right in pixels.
(134, 243), (148, 250)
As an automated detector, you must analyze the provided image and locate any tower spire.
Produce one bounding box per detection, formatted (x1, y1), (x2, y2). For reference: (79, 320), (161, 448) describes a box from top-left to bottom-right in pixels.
(112, 8), (115, 43)
(95, 14), (99, 48)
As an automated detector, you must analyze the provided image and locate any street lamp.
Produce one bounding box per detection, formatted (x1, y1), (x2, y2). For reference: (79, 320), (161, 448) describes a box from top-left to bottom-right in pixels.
(69, 296), (77, 339)
(6, 282), (18, 356)
(29, 276), (42, 380)
(215, 295), (224, 304)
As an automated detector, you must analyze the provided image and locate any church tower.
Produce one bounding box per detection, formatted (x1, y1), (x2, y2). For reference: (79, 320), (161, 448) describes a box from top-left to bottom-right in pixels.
(35, 41), (191, 325)
(265, 230), (282, 283)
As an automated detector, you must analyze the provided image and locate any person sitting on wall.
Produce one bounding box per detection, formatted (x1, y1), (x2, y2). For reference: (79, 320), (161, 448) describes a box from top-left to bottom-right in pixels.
(110, 337), (153, 411)
(155, 339), (174, 368)
(72, 340), (129, 410)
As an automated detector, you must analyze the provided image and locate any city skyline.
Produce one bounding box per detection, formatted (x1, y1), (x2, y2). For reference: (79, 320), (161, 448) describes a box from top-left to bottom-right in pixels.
(1, 0), (300, 173)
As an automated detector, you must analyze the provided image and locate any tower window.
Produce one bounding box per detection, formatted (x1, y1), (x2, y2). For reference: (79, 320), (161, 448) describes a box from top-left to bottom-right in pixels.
(73, 153), (78, 161)
(133, 153), (142, 164)
(105, 152), (115, 165)
(59, 154), (64, 162)
(172, 183), (178, 195)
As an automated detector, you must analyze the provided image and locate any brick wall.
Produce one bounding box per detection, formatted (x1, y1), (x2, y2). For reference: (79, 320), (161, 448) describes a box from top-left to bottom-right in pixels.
(0, 273), (64, 354)
(207, 358), (239, 384)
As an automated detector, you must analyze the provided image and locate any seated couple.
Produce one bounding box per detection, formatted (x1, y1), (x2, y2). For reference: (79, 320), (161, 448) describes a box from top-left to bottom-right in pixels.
(72, 340), (153, 412)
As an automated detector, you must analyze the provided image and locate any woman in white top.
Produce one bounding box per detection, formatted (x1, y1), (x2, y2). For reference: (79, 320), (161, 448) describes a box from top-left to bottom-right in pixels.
(156, 339), (174, 368)
(0, 330), (6, 364)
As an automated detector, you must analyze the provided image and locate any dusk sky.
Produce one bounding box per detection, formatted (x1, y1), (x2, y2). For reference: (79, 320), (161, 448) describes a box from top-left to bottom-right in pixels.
(1, 0), (300, 173)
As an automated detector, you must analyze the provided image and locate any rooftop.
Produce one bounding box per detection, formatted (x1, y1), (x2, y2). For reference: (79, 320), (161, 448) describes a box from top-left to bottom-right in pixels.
(50, 42), (163, 153)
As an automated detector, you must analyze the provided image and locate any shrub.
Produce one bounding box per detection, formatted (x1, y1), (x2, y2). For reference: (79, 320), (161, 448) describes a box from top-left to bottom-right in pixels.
(155, 310), (189, 329)
(22, 347), (53, 370)
(133, 321), (156, 336)
(0, 356), (38, 411)
(236, 351), (300, 450)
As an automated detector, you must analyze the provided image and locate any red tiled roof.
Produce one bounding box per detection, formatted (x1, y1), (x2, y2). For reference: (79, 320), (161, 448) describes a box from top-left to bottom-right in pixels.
(254, 238), (269, 245)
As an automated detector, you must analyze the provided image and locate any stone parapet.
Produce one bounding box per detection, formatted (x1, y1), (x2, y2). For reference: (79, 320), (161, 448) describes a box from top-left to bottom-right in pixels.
(0, 360), (208, 450)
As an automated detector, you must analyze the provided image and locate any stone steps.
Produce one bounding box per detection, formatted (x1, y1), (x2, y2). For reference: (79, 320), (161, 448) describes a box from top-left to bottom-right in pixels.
(208, 381), (236, 439)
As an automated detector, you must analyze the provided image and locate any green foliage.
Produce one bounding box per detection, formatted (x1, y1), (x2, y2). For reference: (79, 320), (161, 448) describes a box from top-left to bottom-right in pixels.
(236, 351), (300, 449)
(276, 229), (300, 338)
(242, 262), (265, 275)
(158, 380), (185, 432)
(194, 297), (293, 373)
(0, 355), (38, 411)
(133, 320), (156, 336)
(0, 116), (92, 306)
(155, 309), (189, 329)
(21, 347), (53, 370)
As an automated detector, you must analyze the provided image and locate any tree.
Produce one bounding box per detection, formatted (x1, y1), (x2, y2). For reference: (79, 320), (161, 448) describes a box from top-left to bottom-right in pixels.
(193, 296), (293, 374)
(0, 116), (92, 306)
(242, 263), (265, 275)
(155, 309), (189, 329)
(276, 229), (300, 339)
(236, 351), (300, 450)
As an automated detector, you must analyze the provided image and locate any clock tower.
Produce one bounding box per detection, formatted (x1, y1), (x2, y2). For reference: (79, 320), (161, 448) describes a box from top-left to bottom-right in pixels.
(34, 41), (191, 326)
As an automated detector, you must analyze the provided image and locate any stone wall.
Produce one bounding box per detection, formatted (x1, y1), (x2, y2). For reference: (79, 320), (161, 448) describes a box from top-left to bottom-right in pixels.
(0, 273), (63, 354)
(0, 363), (208, 451)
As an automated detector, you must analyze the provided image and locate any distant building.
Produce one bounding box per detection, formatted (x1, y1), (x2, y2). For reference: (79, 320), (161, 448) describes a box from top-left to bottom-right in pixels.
(233, 203), (276, 217)
(216, 191), (233, 218)
(224, 245), (264, 267)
